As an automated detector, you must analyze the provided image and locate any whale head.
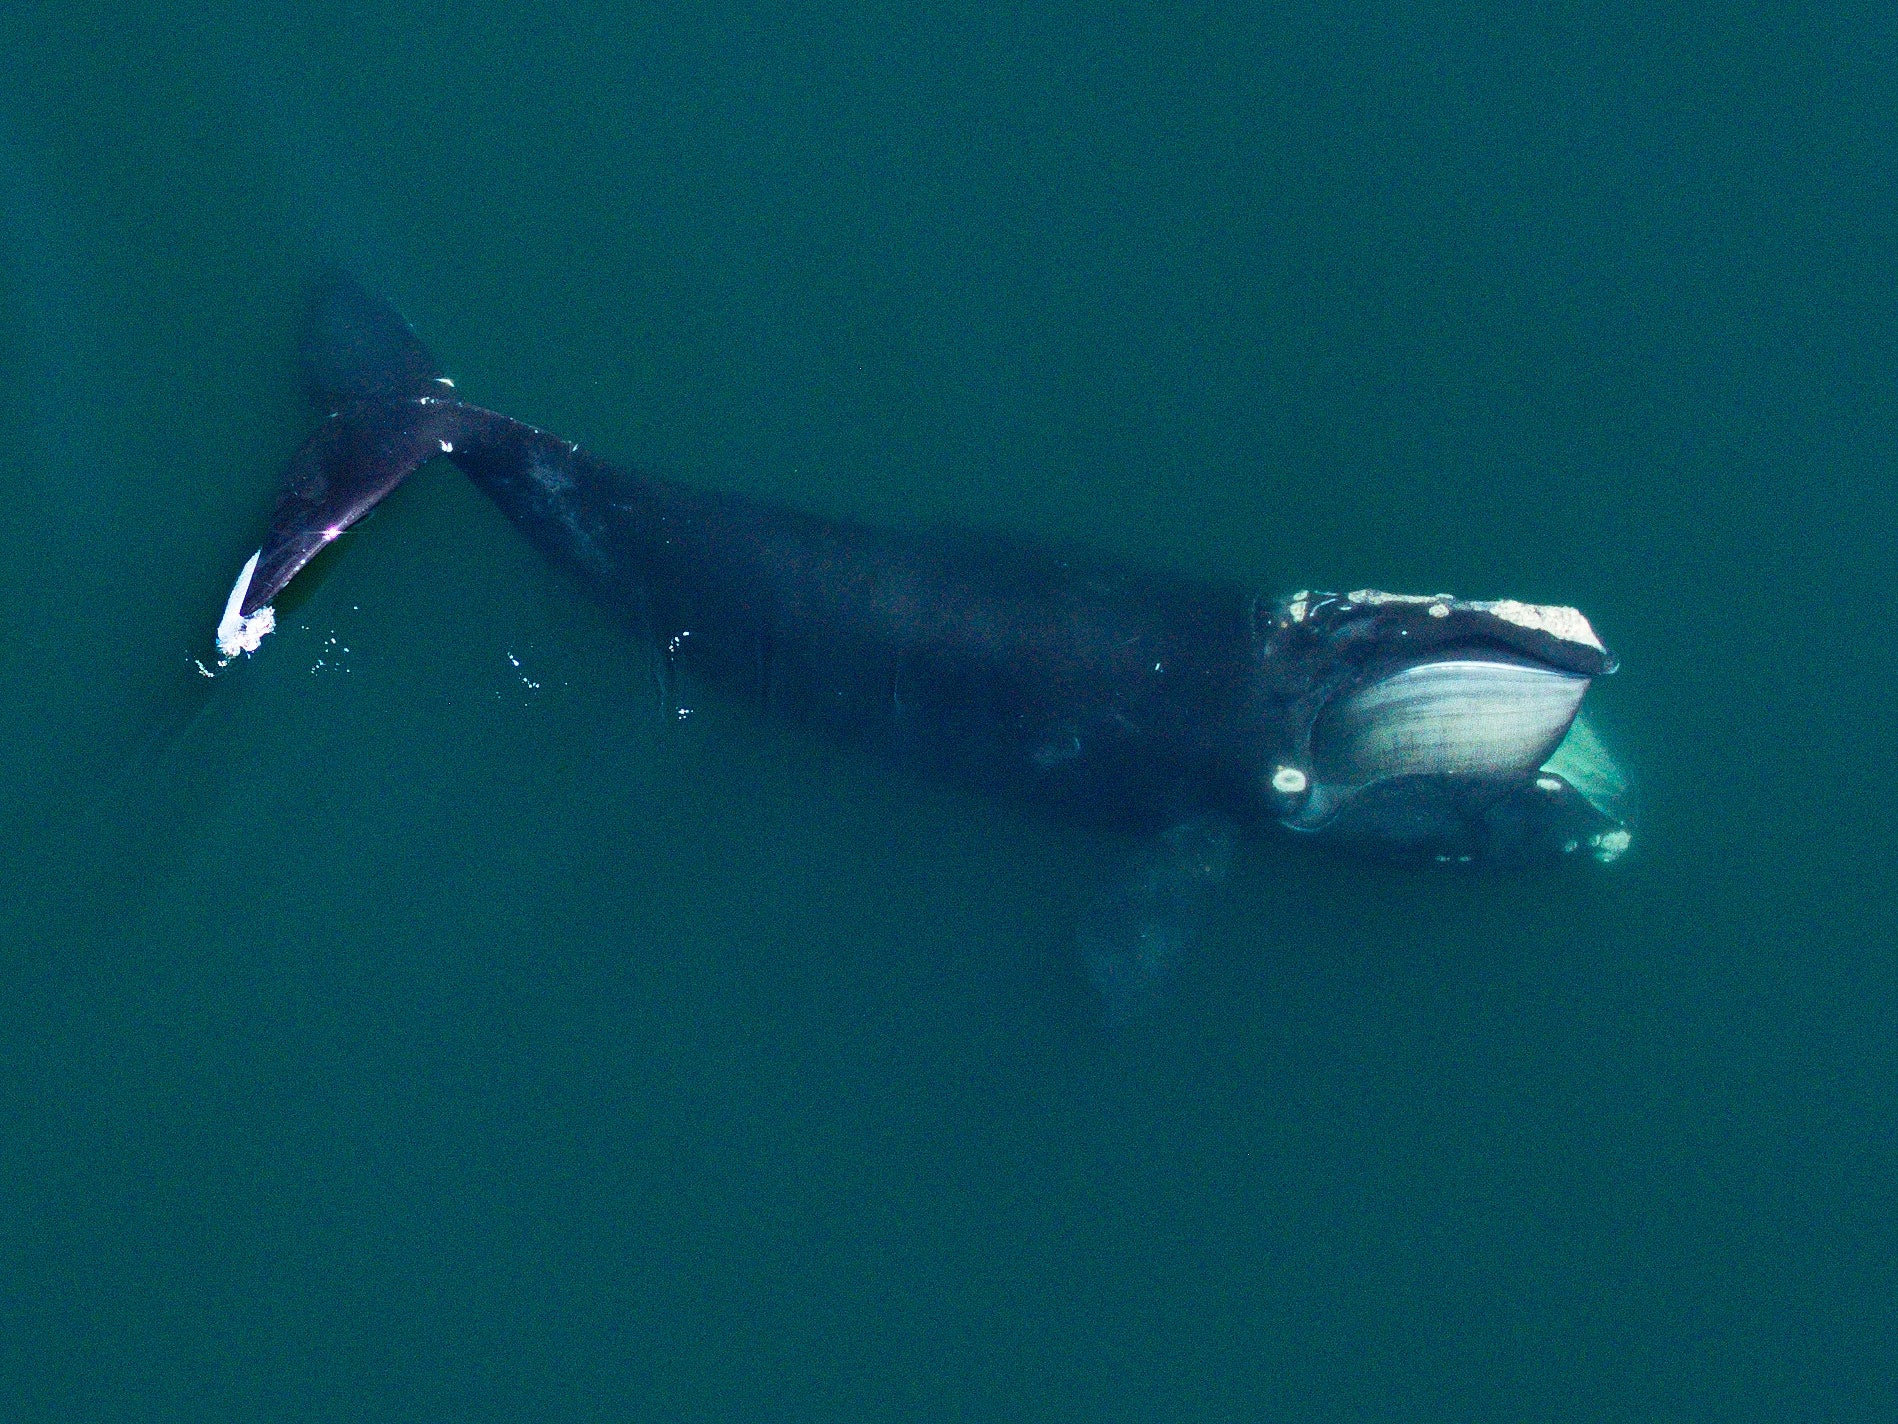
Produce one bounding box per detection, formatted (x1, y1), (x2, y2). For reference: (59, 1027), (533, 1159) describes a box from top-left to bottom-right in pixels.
(1261, 591), (1633, 866)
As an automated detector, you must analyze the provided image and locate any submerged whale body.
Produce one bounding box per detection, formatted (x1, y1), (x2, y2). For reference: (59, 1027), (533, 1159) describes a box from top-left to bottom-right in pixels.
(220, 275), (1632, 869)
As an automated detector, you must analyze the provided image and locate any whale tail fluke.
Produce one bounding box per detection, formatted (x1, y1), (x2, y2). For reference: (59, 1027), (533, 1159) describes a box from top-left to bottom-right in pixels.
(299, 270), (450, 410)
(215, 275), (470, 657)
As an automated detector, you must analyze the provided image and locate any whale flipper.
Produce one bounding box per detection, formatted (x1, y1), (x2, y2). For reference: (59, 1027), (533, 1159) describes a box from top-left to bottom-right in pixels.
(1078, 818), (1236, 1024)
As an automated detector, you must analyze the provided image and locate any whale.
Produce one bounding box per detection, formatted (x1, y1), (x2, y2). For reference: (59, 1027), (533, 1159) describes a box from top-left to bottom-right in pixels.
(218, 275), (1632, 876)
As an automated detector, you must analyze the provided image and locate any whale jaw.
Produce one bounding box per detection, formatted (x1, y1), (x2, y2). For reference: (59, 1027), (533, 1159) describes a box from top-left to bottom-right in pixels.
(1280, 653), (1631, 865)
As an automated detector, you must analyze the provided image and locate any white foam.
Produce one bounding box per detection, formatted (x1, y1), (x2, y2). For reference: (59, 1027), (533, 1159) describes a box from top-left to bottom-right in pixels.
(215, 549), (277, 659)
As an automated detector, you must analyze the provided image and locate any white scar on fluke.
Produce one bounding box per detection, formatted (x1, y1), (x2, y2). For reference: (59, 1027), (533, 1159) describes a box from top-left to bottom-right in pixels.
(215, 549), (277, 660)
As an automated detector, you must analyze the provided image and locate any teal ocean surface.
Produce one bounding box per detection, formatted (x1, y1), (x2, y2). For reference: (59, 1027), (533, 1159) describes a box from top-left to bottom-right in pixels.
(2, 4), (1894, 1418)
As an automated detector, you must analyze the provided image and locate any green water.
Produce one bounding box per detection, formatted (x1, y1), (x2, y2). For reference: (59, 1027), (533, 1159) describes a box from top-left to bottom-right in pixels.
(3, 3), (1894, 1418)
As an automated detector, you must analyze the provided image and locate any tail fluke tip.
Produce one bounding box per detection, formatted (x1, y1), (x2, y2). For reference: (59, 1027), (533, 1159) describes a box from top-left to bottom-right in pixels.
(216, 549), (277, 659)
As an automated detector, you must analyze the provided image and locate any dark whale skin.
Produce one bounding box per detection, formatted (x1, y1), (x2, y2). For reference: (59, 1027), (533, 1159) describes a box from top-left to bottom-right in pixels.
(442, 404), (1276, 831)
(231, 275), (1622, 861)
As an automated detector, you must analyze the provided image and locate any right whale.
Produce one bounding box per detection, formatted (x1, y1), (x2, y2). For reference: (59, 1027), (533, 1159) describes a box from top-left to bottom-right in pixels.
(218, 275), (1632, 874)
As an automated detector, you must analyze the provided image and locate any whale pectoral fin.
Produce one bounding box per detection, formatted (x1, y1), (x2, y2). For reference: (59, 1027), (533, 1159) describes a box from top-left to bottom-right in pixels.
(1076, 817), (1236, 1025)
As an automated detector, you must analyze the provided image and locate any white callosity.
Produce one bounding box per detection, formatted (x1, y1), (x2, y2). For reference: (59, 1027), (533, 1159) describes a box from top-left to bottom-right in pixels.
(1331, 589), (1606, 654)
(1344, 589), (1453, 608)
(1589, 828), (1633, 863)
(215, 549), (277, 659)
(1461, 599), (1604, 653)
(1538, 714), (1635, 862)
